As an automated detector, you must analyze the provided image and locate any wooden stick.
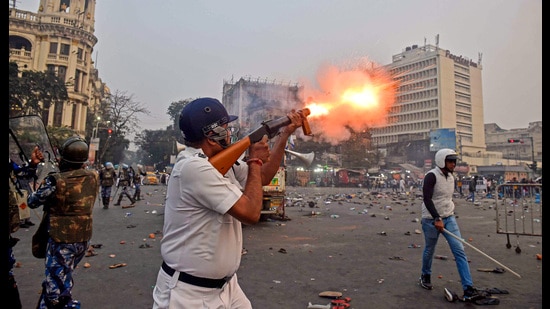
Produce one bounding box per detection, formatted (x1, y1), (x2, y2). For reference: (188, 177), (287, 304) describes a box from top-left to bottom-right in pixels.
(443, 228), (521, 279)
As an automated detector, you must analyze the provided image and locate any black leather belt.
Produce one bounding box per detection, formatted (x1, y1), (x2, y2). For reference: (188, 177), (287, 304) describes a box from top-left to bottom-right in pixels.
(161, 262), (231, 289)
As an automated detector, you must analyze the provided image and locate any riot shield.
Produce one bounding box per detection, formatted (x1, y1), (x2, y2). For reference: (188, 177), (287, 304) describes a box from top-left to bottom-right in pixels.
(9, 115), (60, 185)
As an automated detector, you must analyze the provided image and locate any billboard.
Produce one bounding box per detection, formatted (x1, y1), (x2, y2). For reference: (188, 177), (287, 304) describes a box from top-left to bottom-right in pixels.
(429, 128), (457, 152)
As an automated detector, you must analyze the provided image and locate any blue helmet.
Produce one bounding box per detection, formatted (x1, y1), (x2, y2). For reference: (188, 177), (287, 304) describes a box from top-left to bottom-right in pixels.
(178, 98), (237, 142)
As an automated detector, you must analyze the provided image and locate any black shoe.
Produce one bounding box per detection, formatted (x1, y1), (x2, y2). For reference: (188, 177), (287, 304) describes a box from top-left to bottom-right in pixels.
(19, 223), (31, 228)
(463, 286), (483, 302)
(26, 221), (35, 226)
(419, 274), (433, 290)
(103, 206), (109, 209)
(114, 203), (121, 206)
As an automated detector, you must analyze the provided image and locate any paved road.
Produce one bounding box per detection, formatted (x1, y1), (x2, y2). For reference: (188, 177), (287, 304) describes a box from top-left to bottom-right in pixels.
(13, 185), (542, 309)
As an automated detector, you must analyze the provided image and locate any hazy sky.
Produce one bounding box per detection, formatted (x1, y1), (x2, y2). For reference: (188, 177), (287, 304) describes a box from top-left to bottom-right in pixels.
(16, 0), (541, 132)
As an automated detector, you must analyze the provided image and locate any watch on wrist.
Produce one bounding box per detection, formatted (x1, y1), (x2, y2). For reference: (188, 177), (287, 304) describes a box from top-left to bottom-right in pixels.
(435, 217), (442, 222)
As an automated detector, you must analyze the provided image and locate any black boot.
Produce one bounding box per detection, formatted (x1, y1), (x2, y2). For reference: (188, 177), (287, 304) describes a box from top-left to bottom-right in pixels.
(114, 198), (121, 206)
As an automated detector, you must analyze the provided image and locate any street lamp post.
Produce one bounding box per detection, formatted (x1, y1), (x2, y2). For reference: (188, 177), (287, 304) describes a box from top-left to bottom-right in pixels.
(91, 117), (112, 168)
(93, 116), (101, 139)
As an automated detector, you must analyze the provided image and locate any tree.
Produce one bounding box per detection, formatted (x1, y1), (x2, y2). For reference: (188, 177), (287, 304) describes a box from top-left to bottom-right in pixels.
(100, 90), (151, 163)
(9, 61), (68, 118)
(134, 129), (179, 167)
(166, 98), (196, 127)
(132, 98), (195, 168)
(46, 125), (78, 151)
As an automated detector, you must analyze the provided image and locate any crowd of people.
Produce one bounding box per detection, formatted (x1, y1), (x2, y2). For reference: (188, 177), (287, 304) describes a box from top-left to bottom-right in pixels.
(9, 98), (539, 308)
(97, 162), (147, 208)
(8, 136), (152, 308)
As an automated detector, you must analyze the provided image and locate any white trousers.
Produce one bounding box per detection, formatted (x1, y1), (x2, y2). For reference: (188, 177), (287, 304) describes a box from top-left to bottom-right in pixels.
(152, 267), (252, 309)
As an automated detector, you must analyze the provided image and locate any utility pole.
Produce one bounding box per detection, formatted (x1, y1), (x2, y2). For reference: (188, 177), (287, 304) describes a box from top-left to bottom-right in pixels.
(527, 136), (537, 173)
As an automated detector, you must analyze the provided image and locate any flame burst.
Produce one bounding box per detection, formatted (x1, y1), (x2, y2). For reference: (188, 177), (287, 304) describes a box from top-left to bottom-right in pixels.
(300, 59), (399, 145)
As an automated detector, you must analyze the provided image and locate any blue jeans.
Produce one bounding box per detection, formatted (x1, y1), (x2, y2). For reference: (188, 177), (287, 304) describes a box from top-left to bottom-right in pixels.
(421, 216), (474, 291)
(468, 190), (475, 202)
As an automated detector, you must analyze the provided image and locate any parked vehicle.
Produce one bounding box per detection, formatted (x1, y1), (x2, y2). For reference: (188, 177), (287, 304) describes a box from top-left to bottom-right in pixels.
(143, 171), (159, 185)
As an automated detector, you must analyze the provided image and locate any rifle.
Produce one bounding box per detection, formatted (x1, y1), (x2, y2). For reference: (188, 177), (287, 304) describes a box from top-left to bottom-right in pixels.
(209, 108), (312, 175)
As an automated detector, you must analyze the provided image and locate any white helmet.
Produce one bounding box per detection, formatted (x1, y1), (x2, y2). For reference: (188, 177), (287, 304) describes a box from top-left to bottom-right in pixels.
(435, 148), (458, 168)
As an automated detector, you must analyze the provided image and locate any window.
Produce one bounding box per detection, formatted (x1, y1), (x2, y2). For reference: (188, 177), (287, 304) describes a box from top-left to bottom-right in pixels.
(60, 43), (70, 56)
(49, 42), (58, 54)
(57, 66), (67, 81)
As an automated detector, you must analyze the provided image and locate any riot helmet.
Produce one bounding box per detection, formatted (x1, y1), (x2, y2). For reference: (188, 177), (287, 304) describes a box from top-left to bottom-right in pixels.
(178, 98), (238, 145)
(60, 136), (89, 164)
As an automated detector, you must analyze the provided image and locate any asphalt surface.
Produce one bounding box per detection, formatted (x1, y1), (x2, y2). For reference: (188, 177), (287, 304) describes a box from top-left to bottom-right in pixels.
(12, 185), (542, 309)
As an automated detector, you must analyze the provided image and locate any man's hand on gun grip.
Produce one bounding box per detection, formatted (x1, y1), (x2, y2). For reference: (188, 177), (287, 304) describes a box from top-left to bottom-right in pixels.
(282, 110), (305, 134)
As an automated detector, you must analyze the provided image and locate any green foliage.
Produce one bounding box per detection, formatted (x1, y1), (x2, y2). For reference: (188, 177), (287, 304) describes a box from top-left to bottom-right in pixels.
(46, 126), (78, 150)
(9, 62), (68, 117)
(134, 129), (180, 166)
(166, 98), (195, 126)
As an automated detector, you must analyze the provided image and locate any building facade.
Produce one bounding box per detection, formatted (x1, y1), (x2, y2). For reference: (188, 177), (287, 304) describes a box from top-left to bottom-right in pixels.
(373, 42), (541, 173)
(222, 76), (302, 137)
(375, 43), (486, 159)
(9, 0), (106, 135)
(485, 121), (542, 164)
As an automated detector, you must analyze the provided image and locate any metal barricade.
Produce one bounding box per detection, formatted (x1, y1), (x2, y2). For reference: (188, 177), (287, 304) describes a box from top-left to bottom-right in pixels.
(495, 183), (542, 253)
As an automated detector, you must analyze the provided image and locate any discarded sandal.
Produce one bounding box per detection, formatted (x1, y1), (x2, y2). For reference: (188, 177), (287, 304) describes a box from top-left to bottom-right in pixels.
(331, 299), (350, 308)
(318, 291), (343, 299)
(85, 250), (98, 257)
(477, 267), (505, 274)
(484, 287), (509, 294)
(474, 297), (500, 305)
(389, 256), (405, 260)
(109, 263), (127, 269)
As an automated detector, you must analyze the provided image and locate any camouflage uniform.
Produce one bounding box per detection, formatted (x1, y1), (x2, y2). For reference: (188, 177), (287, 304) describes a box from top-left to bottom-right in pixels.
(99, 164), (117, 209)
(28, 168), (99, 309)
(114, 166), (135, 206)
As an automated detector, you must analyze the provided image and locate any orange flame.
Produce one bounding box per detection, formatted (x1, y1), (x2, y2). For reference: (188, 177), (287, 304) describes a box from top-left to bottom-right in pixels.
(300, 59), (399, 145)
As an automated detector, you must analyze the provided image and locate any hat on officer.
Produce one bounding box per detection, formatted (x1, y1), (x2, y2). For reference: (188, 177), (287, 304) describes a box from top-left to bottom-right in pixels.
(178, 98), (238, 142)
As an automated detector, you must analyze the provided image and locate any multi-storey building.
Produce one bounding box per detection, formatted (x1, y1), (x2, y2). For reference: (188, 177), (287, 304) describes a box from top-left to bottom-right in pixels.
(222, 76), (302, 136)
(377, 42), (541, 172)
(221, 45), (541, 174)
(485, 121), (542, 164)
(375, 43), (487, 163)
(9, 0), (107, 135)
